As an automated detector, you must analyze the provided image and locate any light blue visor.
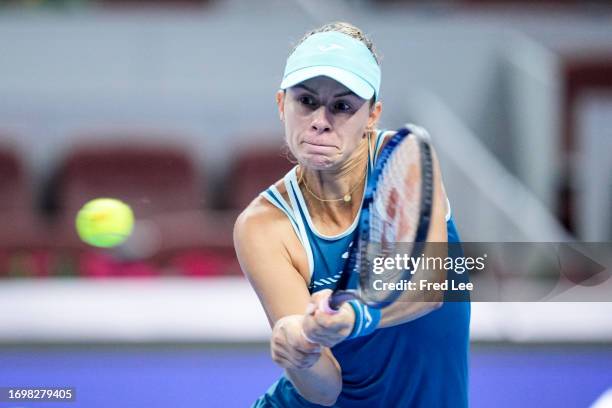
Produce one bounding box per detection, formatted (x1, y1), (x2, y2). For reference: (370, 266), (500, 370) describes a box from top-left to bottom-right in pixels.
(280, 32), (381, 100)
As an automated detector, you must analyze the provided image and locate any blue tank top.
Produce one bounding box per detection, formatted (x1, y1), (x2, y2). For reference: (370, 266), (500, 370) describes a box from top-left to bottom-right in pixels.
(256, 130), (470, 408)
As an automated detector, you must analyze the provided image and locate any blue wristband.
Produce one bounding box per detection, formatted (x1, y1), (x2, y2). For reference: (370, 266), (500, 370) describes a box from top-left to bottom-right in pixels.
(346, 300), (381, 340)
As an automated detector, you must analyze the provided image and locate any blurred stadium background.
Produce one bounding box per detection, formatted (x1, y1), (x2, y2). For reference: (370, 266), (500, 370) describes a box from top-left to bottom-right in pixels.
(0, 0), (611, 407)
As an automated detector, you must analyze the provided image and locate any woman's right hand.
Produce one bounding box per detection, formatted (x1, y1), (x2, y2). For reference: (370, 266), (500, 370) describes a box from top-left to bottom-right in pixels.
(271, 315), (322, 370)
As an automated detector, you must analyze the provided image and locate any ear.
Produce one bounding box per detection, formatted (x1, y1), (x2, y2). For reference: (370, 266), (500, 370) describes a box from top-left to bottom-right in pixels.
(367, 100), (382, 130)
(275, 90), (285, 121)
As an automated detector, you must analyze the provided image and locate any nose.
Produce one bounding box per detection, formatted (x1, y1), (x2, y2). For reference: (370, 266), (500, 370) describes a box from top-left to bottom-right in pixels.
(310, 106), (331, 134)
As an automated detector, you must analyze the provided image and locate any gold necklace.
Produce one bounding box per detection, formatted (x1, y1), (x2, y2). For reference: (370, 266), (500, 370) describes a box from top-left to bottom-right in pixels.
(298, 167), (367, 203)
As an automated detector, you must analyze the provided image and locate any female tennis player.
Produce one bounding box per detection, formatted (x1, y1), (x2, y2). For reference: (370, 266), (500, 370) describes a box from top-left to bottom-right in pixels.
(234, 22), (470, 407)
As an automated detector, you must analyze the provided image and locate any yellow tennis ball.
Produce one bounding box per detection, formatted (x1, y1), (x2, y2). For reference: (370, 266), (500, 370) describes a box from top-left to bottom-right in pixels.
(75, 198), (134, 248)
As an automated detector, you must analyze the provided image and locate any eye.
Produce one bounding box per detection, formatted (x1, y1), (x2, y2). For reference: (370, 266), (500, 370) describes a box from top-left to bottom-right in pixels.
(298, 95), (317, 107)
(333, 100), (352, 112)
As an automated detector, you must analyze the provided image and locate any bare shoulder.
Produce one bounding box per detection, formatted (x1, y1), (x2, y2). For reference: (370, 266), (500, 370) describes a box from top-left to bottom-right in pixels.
(234, 175), (292, 229)
(233, 178), (307, 277)
(234, 187), (290, 247)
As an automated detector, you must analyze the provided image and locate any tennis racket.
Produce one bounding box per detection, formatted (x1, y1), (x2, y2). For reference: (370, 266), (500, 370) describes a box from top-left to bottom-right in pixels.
(325, 124), (435, 311)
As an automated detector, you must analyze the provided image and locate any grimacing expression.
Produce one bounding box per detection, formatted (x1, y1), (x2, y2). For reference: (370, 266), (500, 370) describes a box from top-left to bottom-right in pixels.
(278, 76), (376, 171)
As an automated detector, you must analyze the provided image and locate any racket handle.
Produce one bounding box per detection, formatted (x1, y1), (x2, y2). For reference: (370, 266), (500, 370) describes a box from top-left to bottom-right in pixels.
(327, 291), (357, 312)
(321, 297), (341, 314)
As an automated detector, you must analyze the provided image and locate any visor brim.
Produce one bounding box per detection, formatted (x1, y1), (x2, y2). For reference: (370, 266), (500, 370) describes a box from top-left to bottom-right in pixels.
(280, 66), (375, 100)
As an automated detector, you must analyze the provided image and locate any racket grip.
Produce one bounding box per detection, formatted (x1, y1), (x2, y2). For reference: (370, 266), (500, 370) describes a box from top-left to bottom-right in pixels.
(326, 291), (356, 312)
(321, 297), (341, 314)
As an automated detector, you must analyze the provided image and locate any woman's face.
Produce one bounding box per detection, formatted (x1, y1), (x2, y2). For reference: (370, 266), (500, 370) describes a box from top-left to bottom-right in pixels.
(277, 76), (381, 171)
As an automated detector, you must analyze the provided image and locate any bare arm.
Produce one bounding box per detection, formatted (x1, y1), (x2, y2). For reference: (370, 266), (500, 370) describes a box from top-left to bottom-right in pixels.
(234, 204), (342, 406)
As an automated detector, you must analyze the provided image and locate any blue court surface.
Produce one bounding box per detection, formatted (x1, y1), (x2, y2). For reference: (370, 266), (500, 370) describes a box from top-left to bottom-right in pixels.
(0, 344), (610, 407)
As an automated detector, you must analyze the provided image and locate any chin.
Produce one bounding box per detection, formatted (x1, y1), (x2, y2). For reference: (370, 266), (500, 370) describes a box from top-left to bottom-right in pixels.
(300, 154), (338, 171)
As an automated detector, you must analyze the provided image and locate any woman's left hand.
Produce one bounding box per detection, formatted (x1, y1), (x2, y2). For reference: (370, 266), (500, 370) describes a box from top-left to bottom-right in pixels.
(302, 289), (355, 348)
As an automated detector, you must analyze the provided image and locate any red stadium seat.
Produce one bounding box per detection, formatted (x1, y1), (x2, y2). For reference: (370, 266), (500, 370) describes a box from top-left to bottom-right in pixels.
(226, 145), (294, 210)
(54, 140), (202, 218)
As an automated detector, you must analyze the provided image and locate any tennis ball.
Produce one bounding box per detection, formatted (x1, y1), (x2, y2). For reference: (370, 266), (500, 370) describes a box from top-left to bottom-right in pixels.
(75, 198), (134, 248)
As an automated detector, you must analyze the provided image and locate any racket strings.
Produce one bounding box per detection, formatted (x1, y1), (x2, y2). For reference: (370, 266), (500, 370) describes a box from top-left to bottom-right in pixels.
(360, 137), (425, 300)
(373, 138), (421, 242)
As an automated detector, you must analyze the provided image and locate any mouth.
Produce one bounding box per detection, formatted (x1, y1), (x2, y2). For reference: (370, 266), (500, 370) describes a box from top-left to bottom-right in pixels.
(301, 141), (337, 149)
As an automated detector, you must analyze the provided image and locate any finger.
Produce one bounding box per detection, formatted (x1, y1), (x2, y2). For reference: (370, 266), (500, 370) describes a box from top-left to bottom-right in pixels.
(312, 290), (341, 316)
(312, 308), (346, 332)
(275, 338), (319, 359)
(304, 318), (341, 343)
(305, 302), (316, 316)
(304, 333), (336, 347)
(275, 348), (320, 369)
(298, 319), (323, 351)
(295, 336), (321, 353)
(315, 301), (356, 330)
(279, 354), (311, 370)
(300, 352), (321, 368)
(301, 326), (318, 345)
(271, 350), (294, 368)
(302, 314), (335, 350)
(318, 295), (340, 315)
(286, 331), (321, 354)
(304, 313), (339, 343)
(313, 338), (337, 349)
(310, 289), (333, 307)
(306, 317), (350, 347)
